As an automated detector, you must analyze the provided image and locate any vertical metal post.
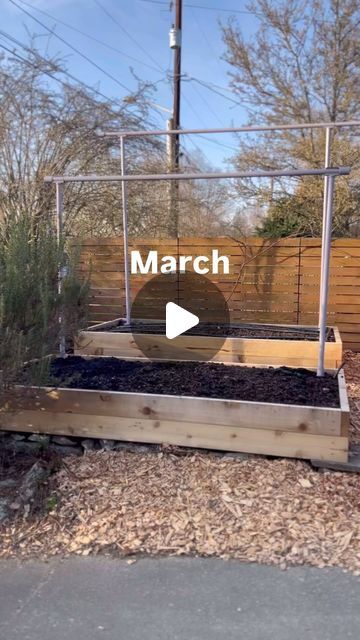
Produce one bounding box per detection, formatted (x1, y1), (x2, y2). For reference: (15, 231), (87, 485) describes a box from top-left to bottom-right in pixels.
(120, 135), (131, 325)
(319, 127), (332, 326)
(317, 174), (335, 376)
(55, 181), (66, 357)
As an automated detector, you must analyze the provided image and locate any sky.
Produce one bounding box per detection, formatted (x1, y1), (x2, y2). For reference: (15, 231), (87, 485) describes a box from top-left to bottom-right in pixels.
(1, 0), (260, 167)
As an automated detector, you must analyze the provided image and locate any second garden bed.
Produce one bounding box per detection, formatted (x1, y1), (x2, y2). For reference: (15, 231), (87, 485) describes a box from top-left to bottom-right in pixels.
(75, 318), (343, 369)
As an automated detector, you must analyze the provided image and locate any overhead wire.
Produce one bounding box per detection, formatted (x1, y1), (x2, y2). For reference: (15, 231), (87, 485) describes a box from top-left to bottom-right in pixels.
(198, 134), (238, 152)
(94, 0), (164, 73)
(189, 76), (241, 106)
(0, 31), (129, 107)
(8, 0), (172, 117)
(183, 77), (225, 127)
(190, 6), (223, 75)
(12, 0), (238, 117)
(9, 0), (134, 94)
(138, 0), (257, 15)
(181, 89), (237, 152)
(9, 0), (238, 155)
(14, 0), (239, 152)
(14, 0), (163, 73)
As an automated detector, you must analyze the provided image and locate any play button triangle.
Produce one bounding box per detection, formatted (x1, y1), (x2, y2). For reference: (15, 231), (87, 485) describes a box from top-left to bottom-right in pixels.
(166, 302), (199, 340)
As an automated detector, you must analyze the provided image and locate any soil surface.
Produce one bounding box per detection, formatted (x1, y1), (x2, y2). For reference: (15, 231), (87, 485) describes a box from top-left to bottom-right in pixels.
(25, 357), (340, 407)
(99, 321), (336, 342)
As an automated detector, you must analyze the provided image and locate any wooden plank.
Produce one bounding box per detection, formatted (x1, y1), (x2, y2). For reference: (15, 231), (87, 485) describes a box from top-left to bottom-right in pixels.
(85, 317), (123, 331)
(75, 237), (177, 247)
(179, 236), (302, 247)
(89, 297), (124, 306)
(88, 304), (123, 314)
(88, 312), (124, 323)
(0, 409), (347, 462)
(338, 370), (350, 436)
(76, 345), (341, 369)
(76, 326), (342, 369)
(78, 332), (338, 359)
(4, 386), (342, 436)
(342, 342), (360, 351)
(301, 238), (360, 247)
(301, 293), (360, 304)
(300, 245), (360, 255)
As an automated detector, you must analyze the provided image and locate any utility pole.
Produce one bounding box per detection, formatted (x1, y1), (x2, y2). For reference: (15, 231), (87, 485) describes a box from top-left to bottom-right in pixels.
(172, 0), (182, 172)
(169, 0), (182, 237)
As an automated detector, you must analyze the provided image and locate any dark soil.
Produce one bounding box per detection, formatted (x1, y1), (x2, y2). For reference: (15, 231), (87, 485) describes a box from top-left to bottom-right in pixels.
(24, 357), (340, 408)
(100, 321), (335, 342)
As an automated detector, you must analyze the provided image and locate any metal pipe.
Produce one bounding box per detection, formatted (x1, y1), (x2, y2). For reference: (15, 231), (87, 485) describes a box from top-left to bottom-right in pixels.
(120, 135), (131, 325)
(319, 127), (332, 326)
(102, 120), (360, 139)
(317, 175), (335, 377)
(55, 181), (66, 357)
(44, 166), (351, 184)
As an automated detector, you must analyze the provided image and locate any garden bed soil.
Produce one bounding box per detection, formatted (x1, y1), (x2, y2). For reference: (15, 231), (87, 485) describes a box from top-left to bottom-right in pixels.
(94, 320), (336, 342)
(23, 356), (340, 408)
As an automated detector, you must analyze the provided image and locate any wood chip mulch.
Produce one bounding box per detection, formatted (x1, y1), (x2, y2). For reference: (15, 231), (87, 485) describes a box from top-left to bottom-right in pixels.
(0, 350), (359, 571)
(344, 350), (360, 446)
(0, 451), (359, 573)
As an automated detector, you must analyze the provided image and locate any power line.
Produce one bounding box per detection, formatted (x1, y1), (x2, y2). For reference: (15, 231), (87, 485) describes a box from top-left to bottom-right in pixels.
(181, 134), (203, 160)
(181, 88), (206, 126)
(94, 0), (164, 73)
(9, 0), (134, 95)
(138, 0), (256, 15)
(197, 79), (238, 95)
(198, 134), (238, 152)
(187, 80), (224, 127)
(15, 0), (162, 73)
(189, 6), (223, 75)
(0, 33), (167, 131)
(0, 30), (129, 106)
(180, 88), (237, 151)
(189, 77), (241, 106)
(0, 31), (170, 125)
(8, 0), (172, 116)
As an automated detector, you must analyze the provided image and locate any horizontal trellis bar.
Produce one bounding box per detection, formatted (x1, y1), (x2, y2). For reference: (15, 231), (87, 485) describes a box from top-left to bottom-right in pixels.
(44, 166), (351, 184)
(102, 120), (360, 138)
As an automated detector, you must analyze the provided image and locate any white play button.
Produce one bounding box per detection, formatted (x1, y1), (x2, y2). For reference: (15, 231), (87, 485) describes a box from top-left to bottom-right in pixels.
(166, 302), (199, 340)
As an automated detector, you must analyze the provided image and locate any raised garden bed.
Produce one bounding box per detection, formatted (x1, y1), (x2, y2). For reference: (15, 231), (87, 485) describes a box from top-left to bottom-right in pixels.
(0, 356), (349, 463)
(75, 318), (343, 369)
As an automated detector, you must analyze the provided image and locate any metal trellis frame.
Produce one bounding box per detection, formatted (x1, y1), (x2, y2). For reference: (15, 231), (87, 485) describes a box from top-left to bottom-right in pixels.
(107, 119), (360, 335)
(46, 161), (351, 377)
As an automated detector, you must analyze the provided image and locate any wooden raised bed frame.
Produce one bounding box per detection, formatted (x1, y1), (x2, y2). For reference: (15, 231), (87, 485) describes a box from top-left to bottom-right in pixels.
(0, 357), (349, 463)
(75, 318), (343, 369)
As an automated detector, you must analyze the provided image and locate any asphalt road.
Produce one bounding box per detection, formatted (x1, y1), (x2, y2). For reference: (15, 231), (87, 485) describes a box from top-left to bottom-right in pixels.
(0, 557), (359, 640)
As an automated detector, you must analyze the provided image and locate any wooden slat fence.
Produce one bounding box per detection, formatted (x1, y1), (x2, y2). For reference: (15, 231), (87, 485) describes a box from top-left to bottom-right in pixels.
(76, 236), (360, 351)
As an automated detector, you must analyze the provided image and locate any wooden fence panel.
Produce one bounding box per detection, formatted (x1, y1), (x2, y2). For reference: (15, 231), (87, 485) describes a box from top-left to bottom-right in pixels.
(75, 237), (360, 350)
(298, 238), (360, 350)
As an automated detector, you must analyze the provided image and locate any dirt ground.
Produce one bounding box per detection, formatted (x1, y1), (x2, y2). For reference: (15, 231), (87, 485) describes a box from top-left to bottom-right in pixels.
(0, 351), (359, 571)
